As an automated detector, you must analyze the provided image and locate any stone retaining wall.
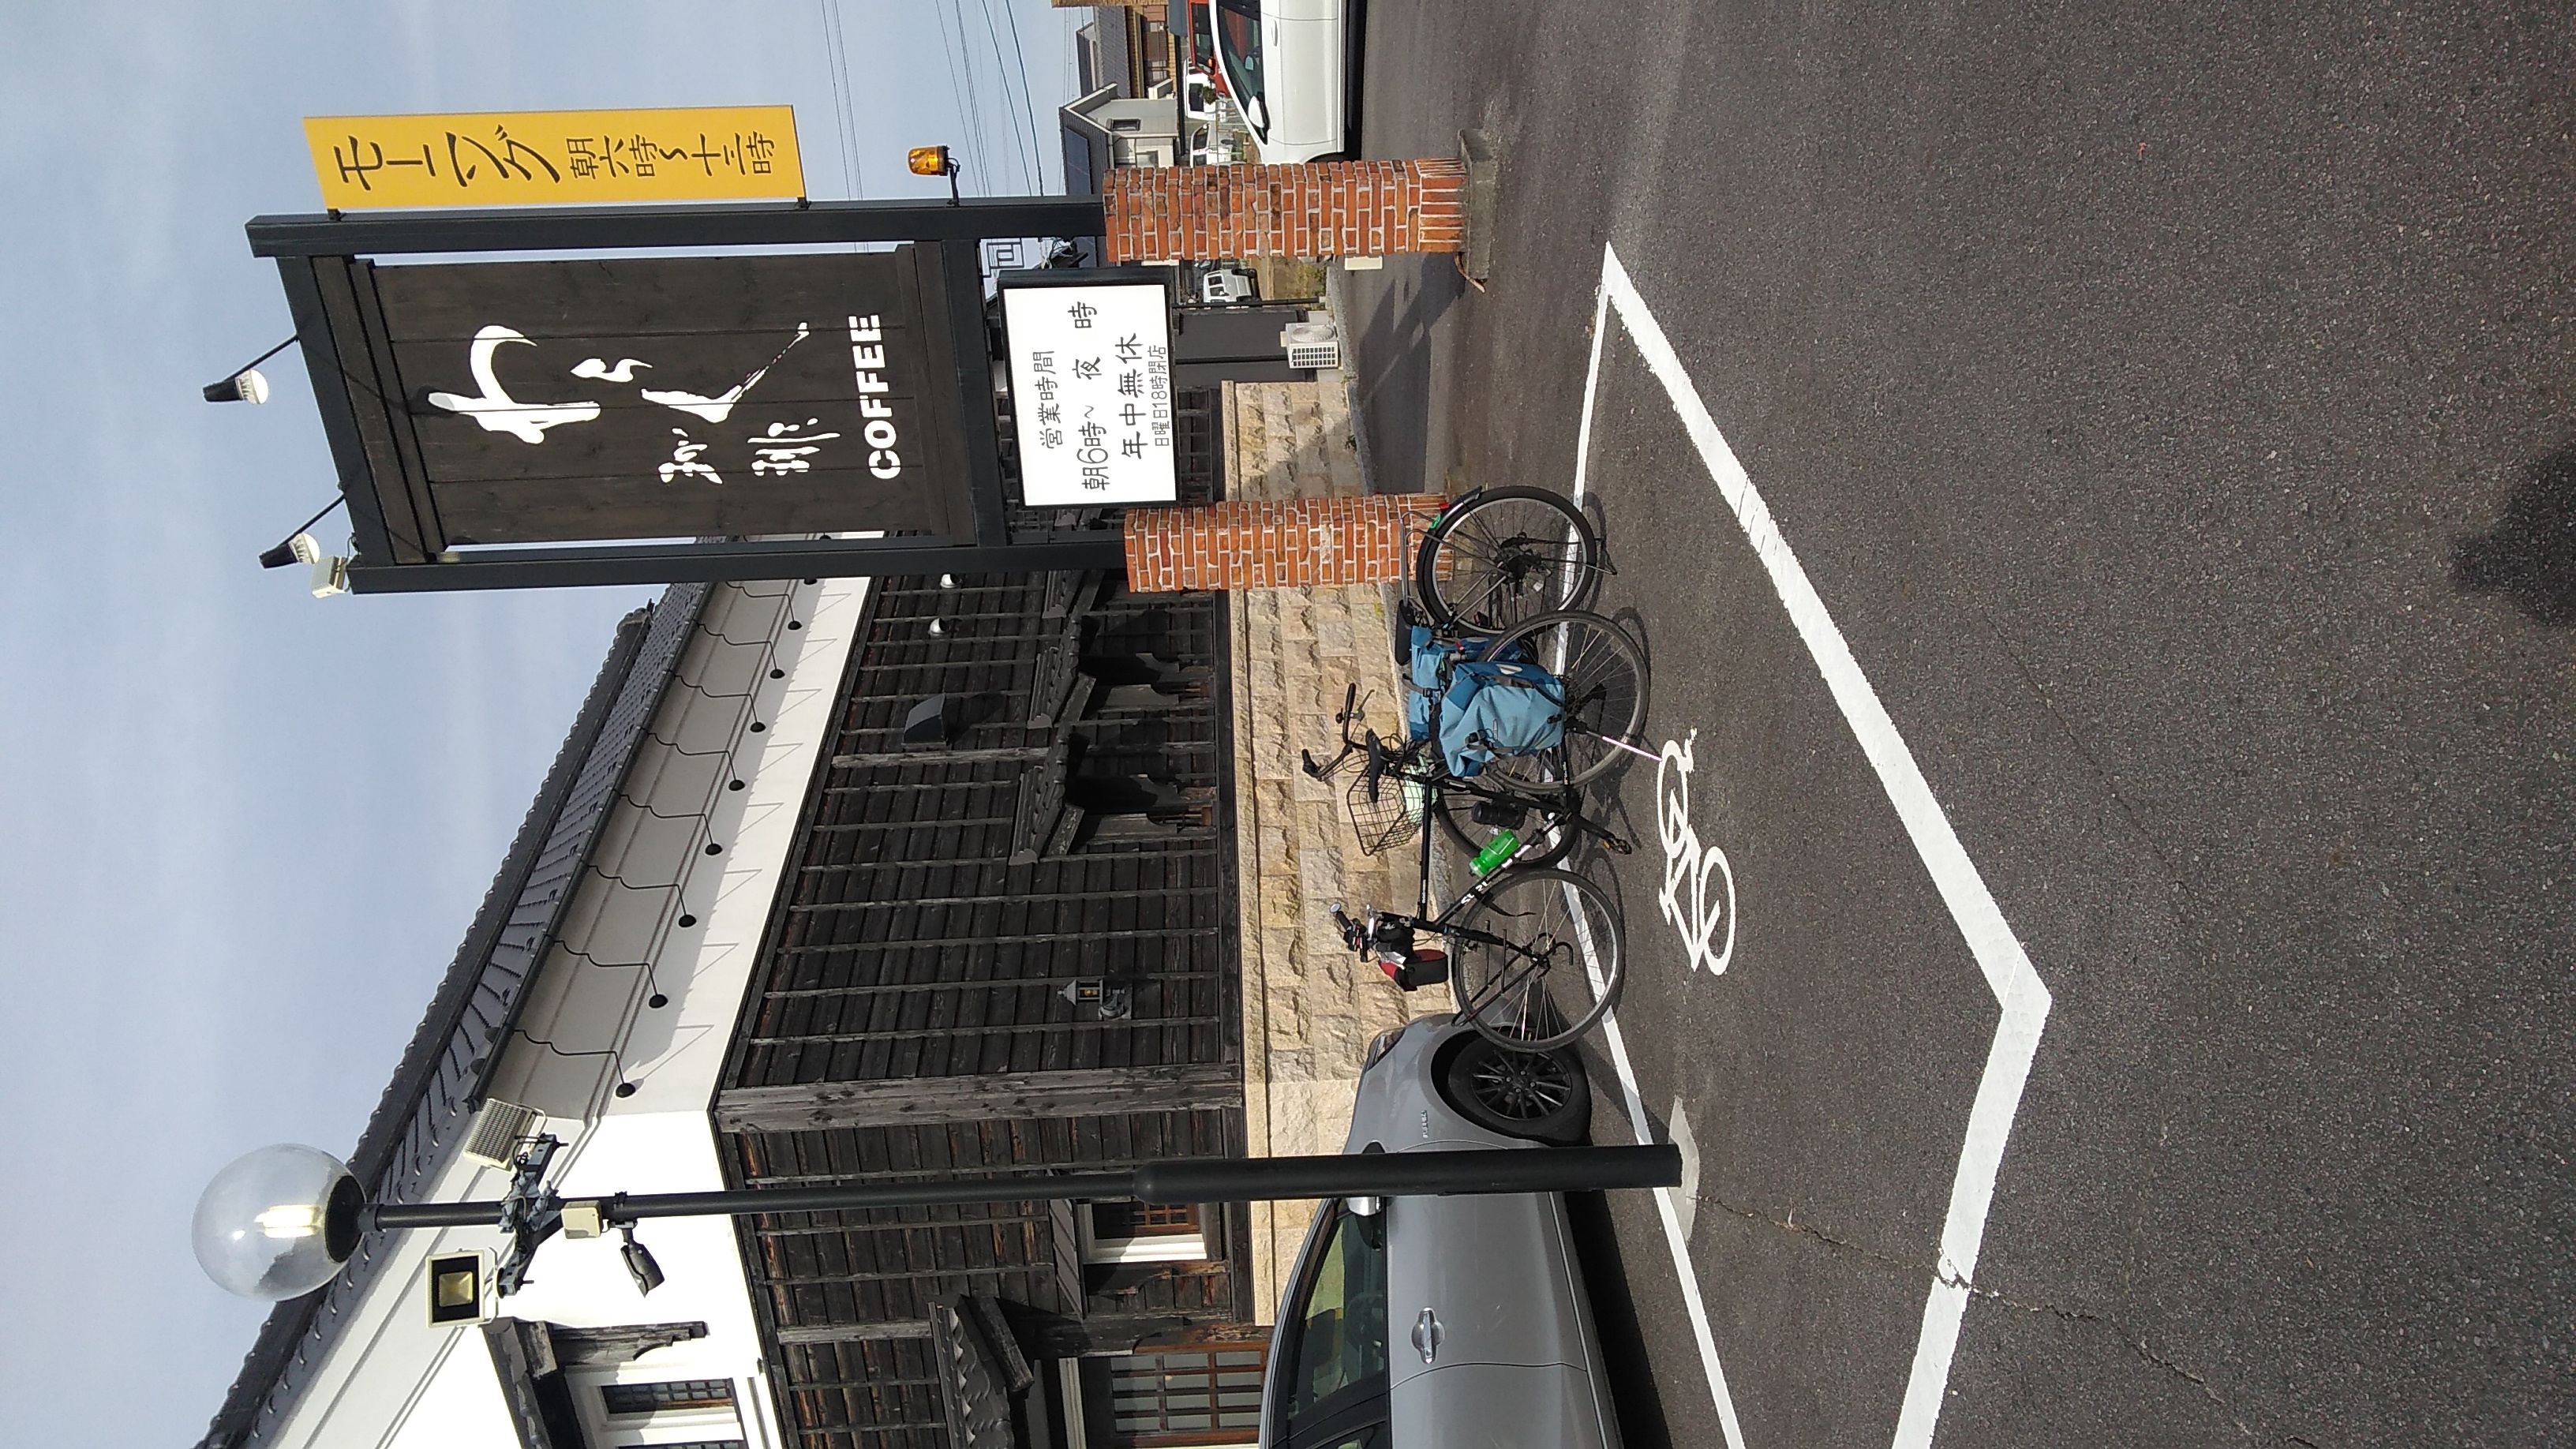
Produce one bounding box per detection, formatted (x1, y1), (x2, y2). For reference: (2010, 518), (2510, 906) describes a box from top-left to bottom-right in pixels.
(1224, 380), (1451, 1320)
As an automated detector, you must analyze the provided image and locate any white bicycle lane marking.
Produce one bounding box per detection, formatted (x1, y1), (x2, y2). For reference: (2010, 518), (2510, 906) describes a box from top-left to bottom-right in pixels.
(1656, 729), (1738, 977)
(1570, 242), (2054, 1449)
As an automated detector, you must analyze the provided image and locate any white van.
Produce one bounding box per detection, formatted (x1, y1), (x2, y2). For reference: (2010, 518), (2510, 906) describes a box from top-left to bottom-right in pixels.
(1200, 266), (1257, 305)
(1211, 0), (1355, 163)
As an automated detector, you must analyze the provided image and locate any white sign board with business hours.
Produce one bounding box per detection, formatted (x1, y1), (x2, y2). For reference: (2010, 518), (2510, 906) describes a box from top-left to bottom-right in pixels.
(1002, 283), (1178, 507)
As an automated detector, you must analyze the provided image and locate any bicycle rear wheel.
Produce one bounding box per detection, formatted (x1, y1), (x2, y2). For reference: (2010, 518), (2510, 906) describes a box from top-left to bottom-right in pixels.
(1477, 611), (1649, 789)
(1415, 487), (1604, 633)
(1445, 867), (1624, 1052)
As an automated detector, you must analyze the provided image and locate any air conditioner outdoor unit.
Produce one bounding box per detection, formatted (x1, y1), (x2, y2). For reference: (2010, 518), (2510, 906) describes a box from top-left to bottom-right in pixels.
(1282, 320), (1342, 372)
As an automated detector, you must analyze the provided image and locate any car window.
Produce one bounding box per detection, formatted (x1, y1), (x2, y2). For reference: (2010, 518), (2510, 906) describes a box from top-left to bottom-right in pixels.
(1215, 0), (1264, 108)
(1187, 2), (1217, 67)
(1277, 1206), (1389, 1431)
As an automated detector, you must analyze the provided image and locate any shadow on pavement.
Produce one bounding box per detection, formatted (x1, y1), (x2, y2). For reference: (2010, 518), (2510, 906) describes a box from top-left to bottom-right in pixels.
(1344, 256), (1468, 495)
(1564, 1187), (1676, 1449)
(2452, 438), (2576, 623)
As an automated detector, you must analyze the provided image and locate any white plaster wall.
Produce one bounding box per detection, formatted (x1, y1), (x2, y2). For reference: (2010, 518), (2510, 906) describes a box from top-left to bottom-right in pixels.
(264, 574), (865, 1449)
(382, 1332), (520, 1449)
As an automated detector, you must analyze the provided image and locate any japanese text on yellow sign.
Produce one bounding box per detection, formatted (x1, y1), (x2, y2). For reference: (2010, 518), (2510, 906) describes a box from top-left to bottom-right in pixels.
(305, 107), (804, 209)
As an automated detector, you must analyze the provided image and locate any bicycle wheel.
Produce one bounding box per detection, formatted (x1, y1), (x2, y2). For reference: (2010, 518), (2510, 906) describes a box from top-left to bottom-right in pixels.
(1477, 611), (1649, 789)
(1415, 487), (1604, 632)
(1430, 781), (1579, 873)
(1445, 867), (1624, 1052)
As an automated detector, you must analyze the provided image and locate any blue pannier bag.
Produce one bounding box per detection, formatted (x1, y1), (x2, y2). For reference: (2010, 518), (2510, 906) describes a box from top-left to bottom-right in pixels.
(1405, 625), (1567, 775)
(1440, 661), (1567, 777)
(1404, 624), (1456, 741)
(1405, 623), (1509, 741)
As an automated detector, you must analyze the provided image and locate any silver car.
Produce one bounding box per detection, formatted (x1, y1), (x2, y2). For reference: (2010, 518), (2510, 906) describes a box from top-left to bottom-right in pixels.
(1258, 1018), (1623, 1448)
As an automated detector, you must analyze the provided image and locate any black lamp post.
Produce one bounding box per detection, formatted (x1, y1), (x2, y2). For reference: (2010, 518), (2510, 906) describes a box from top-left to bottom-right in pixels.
(194, 1135), (1681, 1302)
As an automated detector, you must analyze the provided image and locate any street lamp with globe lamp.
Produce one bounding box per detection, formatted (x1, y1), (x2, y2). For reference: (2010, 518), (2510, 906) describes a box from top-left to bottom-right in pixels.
(193, 1135), (1682, 1303)
(192, 1144), (368, 1301)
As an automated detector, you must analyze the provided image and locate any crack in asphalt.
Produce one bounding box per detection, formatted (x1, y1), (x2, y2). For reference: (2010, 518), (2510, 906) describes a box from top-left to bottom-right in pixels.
(1689, 1190), (2312, 1442)
(1969, 597), (2195, 904)
(1959, 606), (2286, 1440)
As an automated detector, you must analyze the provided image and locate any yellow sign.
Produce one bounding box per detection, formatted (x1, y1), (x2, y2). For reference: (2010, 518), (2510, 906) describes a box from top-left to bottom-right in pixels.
(305, 107), (803, 209)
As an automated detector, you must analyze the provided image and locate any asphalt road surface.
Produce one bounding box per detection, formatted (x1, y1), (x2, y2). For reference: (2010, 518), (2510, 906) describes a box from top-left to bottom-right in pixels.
(1342, 4), (2574, 1445)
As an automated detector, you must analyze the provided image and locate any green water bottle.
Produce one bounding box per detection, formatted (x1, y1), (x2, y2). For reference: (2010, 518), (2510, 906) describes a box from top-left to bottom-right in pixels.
(1470, 830), (1522, 877)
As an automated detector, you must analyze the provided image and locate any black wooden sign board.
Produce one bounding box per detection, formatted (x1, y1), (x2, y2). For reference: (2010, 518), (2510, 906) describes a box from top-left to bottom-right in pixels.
(252, 200), (1140, 592)
(297, 246), (975, 564)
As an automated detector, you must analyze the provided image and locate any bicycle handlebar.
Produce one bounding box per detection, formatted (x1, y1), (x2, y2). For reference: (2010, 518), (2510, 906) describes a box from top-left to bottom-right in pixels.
(1329, 901), (1365, 954)
(1302, 683), (1376, 782)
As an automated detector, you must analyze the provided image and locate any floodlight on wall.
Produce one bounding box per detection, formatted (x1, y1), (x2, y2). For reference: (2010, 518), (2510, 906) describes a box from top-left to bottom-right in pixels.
(202, 335), (298, 404)
(256, 498), (352, 596)
(425, 1250), (494, 1325)
(259, 533), (350, 598)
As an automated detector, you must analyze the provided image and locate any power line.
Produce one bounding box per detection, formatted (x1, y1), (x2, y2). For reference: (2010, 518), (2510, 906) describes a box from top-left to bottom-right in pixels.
(934, 0), (991, 191)
(971, 0), (1025, 191)
(998, 0), (1050, 191)
(973, 0), (1043, 193)
(817, 0), (866, 200)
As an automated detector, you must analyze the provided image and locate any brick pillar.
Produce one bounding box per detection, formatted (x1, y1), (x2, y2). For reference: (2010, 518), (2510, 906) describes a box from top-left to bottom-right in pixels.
(1103, 160), (1467, 263)
(1123, 495), (1445, 593)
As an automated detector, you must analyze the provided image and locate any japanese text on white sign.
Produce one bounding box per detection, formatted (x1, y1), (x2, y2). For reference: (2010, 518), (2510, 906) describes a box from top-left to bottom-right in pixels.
(1002, 283), (1178, 507)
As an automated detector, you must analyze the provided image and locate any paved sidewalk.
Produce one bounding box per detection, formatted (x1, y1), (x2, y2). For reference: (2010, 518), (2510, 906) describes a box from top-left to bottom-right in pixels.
(1327, 256), (1470, 496)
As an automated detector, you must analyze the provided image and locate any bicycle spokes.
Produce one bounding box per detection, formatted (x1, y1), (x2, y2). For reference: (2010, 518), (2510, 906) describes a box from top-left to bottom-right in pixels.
(1448, 868), (1625, 1053)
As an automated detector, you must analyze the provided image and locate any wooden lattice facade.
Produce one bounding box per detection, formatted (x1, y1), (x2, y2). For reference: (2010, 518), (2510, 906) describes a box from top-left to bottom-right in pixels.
(714, 570), (1262, 1449)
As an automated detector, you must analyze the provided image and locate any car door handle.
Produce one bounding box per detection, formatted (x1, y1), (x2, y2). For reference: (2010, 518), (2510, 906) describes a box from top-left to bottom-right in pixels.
(1411, 1307), (1442, 1364)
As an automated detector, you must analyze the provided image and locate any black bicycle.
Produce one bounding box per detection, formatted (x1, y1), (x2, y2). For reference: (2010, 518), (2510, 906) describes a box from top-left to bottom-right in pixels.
(1305, 685), (1631, 1053)
(1413, 485), (1611, 633)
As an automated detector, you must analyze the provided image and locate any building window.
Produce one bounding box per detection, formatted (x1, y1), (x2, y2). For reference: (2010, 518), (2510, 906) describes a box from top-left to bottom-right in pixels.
(600, 1380), (736, 1417)
(1080, 1347), (1267, 1446)
(1081, 1201), (1212, 1264)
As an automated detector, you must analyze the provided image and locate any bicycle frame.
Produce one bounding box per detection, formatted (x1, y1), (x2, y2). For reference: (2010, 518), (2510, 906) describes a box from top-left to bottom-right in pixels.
(1309, 619), (1633, 1039)
(1324, 763), (1575, 1014)
(1302, 683), (1631, 872)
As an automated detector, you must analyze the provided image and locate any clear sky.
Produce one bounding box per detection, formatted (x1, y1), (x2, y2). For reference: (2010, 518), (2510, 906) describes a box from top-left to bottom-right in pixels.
(0, 5), (1076, 1443)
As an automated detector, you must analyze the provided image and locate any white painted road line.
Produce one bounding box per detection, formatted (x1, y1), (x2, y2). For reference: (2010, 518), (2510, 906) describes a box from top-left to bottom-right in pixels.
(1571, 264), (1752, 1449)
(1574, 243), (2055, 1449)
(1571, 883), (1749, 1449)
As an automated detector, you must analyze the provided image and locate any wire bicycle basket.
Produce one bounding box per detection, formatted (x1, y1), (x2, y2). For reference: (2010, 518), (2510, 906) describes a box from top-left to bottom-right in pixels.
(1346, 762), (1430, 856)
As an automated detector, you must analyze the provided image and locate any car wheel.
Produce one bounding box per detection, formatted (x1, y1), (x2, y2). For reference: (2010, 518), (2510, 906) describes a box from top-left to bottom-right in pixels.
(1441, 1034), (1591, 1146)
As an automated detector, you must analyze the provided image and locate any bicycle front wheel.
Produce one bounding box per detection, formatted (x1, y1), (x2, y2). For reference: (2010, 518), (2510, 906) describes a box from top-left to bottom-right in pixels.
(1477, 611), (1649, 789)
(1446, 867), (1625, 1052)
(1416, 487), (1604, 632)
